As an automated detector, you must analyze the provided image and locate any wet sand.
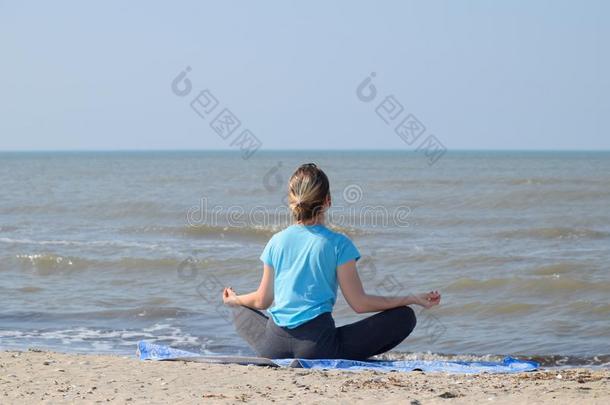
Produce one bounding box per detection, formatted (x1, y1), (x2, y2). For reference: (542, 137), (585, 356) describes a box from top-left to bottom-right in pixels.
(1, 350), (608, 404)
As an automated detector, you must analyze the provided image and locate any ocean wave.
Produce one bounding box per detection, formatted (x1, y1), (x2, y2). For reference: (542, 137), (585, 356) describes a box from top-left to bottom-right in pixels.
(435, 302), (538, 317)
(520, 354), (610, 368)
(376, 351), (504, 363)
(0, 236), (167, 250)
(567, 301), (610, 316)
(183, 224), (363, 240)
(15, 253), (80, 275)
(184, 224), (279, 239)
(447, 254), (526, 269)
(445, 277), (610, 294)
(445, 278), (509, 291)
(91, 201), (175, 220)
(507, 178), (564, 186)
(112, 257), (193, 271)
(0, 205), (72, 215)
(16, 286), (44, 293)
(2, 200), (174, 217)
(530, 263), (579, 276)
(496, 227), (610, 240)
(507, 177), (610, 187)
(120, 223), (364, 240)
(11, 253), (249, 274)
(482, 302), (539, 315)
(378, 351), (610, 367)
(0, 307), (193, 321)
(0, 324), (202, 354)
(119, 224), (278, 239)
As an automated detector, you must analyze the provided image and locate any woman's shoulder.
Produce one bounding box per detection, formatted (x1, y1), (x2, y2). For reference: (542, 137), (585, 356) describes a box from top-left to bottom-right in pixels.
(322, 224), (351, 236)
(267, 224), (299, 243)
(317, 225), (356, 247)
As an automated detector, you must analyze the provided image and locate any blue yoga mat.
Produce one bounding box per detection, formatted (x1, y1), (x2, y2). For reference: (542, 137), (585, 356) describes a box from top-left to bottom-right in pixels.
(137, 341), (539, 374)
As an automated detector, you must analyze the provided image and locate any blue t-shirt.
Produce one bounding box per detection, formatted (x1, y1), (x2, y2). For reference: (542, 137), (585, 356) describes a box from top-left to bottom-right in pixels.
(260, 224), (361, 328)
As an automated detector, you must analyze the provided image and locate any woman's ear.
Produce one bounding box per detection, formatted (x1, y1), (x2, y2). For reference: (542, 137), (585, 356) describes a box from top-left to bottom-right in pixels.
(326, 194), (332, 208)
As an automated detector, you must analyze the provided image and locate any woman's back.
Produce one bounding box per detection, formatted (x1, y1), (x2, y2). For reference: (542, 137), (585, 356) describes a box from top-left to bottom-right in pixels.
(261, 224), (360, 328)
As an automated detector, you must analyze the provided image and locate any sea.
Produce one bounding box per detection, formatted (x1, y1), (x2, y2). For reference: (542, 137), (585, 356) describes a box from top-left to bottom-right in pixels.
(1, 150), (609, 367)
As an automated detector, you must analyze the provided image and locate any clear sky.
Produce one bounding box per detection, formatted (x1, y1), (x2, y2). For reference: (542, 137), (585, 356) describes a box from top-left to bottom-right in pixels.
(1, 1), (608, 151)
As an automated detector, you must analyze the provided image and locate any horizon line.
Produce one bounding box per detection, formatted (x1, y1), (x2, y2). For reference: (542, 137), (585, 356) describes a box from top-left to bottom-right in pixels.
(1, 148), (610, 153)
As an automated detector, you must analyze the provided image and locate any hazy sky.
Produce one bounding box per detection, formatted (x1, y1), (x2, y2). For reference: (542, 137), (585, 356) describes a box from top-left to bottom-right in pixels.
(1, 1), (608, 151)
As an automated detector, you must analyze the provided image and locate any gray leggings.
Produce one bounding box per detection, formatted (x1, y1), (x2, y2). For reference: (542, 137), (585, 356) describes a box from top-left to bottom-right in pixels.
(231, 305), (416, 360)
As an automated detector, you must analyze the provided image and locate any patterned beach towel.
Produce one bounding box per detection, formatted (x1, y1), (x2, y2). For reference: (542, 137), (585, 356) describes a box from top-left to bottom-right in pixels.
(137, 341), (539, 374)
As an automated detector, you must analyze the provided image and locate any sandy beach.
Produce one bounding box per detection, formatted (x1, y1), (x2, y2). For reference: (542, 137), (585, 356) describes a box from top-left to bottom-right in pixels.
(0, 350), (608, 404)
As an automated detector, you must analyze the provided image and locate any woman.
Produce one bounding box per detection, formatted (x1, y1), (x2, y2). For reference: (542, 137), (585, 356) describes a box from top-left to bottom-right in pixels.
(222, 163), (441, 360)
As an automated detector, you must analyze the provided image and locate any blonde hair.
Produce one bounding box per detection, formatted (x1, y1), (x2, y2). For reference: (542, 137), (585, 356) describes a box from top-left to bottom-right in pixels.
(288, 163), (330, 222)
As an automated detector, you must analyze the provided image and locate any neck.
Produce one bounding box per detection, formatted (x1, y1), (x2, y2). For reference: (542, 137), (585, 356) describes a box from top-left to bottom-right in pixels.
(297, 215), (325, 226)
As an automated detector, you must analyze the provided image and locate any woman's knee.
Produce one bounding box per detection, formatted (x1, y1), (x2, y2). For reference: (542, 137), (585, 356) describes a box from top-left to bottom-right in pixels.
(391, 306), (417, 336)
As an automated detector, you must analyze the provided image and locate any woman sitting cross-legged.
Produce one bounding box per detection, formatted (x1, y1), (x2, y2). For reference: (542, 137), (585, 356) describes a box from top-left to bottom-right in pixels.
(222, 163), (441, 360)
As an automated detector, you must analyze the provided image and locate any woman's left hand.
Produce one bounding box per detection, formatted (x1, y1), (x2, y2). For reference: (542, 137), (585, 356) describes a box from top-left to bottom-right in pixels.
(222, 287), (239, 306)
(411, 290), (441, 309)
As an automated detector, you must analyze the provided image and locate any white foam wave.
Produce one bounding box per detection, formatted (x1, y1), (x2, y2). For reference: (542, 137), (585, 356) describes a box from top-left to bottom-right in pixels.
(0, 324), (202, 352)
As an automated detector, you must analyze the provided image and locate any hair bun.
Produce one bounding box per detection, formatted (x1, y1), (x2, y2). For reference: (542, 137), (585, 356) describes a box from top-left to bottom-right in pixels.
(287, 164), (330, 222)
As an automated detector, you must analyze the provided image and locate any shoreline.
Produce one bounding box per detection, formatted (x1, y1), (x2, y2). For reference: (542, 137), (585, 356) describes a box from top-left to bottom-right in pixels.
(1, 350), (608, 404)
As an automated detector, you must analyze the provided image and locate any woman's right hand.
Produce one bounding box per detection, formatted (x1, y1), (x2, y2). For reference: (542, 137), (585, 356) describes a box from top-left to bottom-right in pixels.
(222, 287), (239, 307)
(411, 291), (441, 309)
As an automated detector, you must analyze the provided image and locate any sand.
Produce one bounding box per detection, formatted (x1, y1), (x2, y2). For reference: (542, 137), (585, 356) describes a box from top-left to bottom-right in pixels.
(1, 350), (608, 404)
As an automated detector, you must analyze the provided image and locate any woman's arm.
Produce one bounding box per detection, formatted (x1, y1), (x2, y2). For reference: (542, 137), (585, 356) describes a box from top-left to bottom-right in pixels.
(337, 260), (440, 313)
(222, 263), (274, 310)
